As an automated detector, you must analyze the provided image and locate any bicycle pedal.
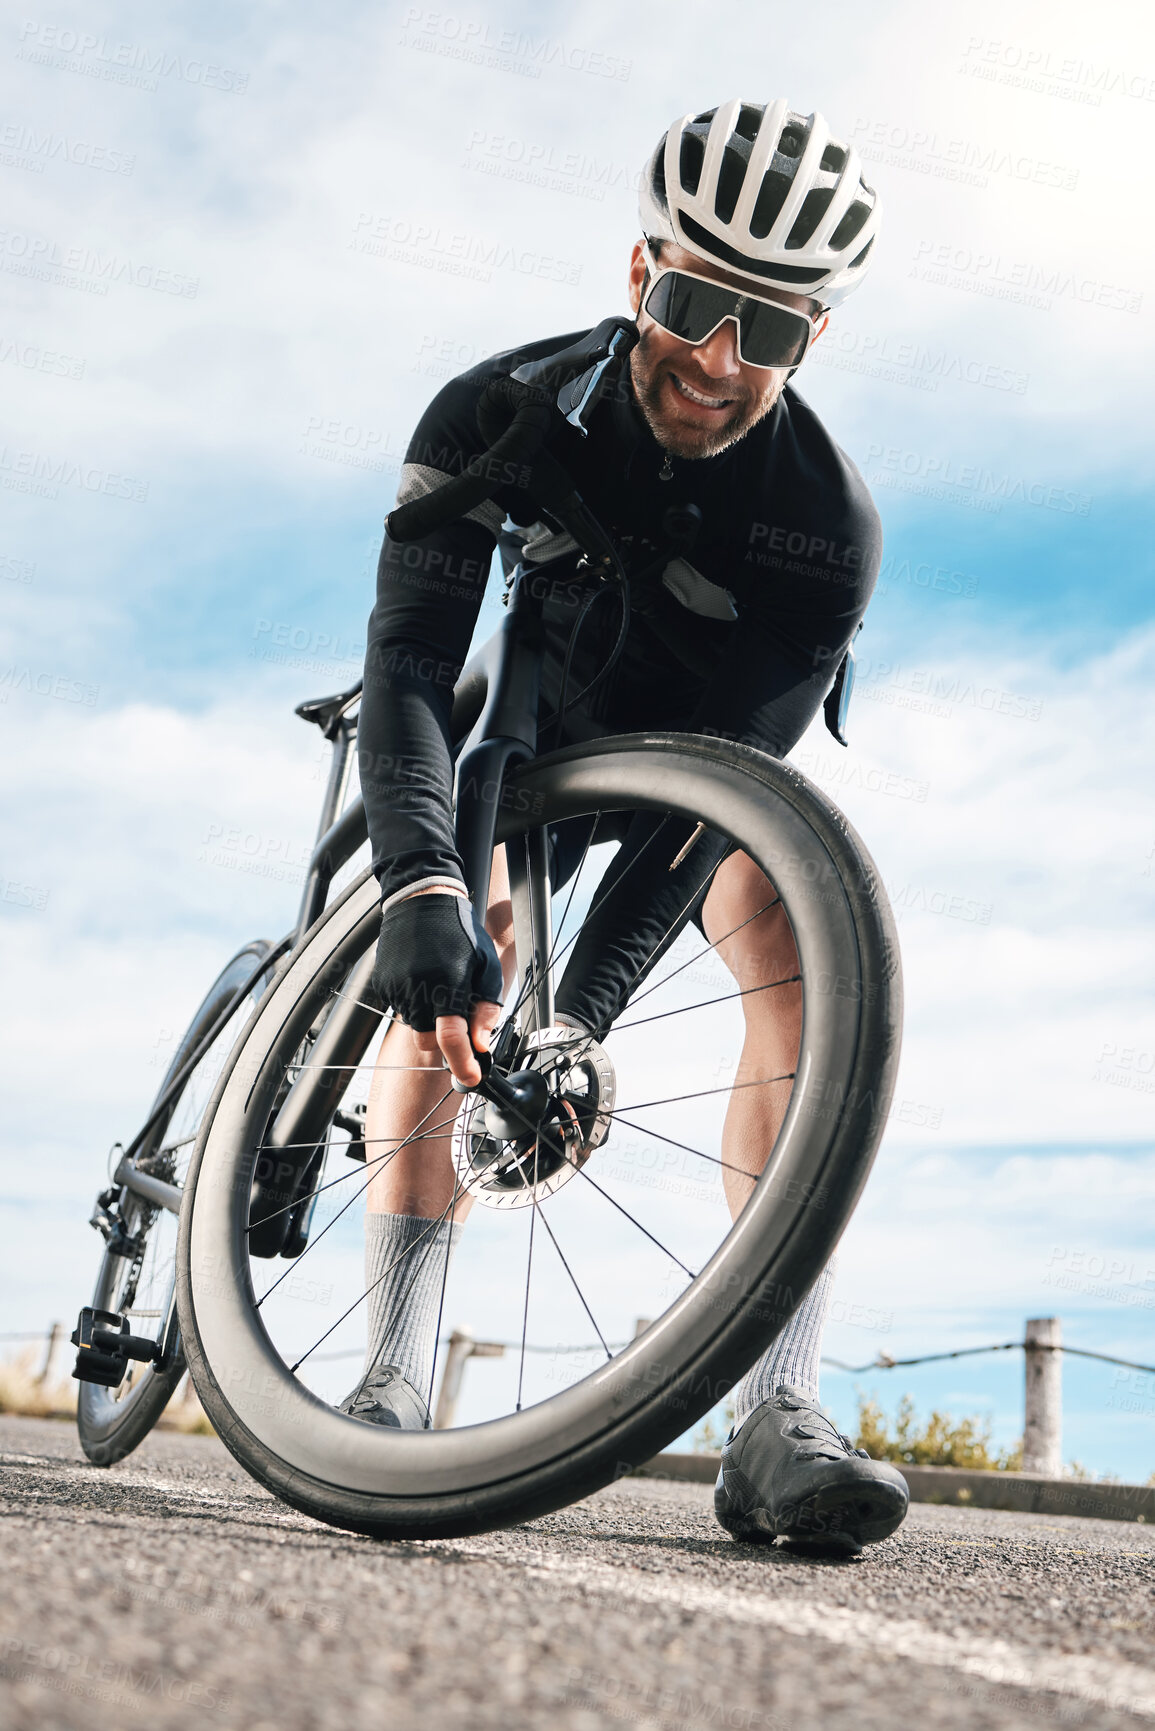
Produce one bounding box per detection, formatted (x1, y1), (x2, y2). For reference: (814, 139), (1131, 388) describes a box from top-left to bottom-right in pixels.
(71, 1306), (161, 1388)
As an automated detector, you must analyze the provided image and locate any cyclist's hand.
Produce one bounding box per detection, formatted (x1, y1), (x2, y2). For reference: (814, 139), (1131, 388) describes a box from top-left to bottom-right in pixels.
(418, 1002), (502, 1089)
(372, 888), (503, 1086)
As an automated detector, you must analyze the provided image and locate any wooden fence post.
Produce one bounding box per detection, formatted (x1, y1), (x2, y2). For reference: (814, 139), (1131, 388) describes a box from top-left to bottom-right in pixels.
(1022, 1316), (1062, 1475)
(433, 1331), (505, 1430)
(36, 1322), (63, 1386)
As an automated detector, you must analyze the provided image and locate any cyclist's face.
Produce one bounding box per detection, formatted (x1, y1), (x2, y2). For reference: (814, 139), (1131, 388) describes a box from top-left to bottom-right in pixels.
(627, 240), (827, 460)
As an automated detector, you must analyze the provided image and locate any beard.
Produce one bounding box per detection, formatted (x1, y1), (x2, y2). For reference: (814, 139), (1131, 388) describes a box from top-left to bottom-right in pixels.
(628, 327), (784, 459)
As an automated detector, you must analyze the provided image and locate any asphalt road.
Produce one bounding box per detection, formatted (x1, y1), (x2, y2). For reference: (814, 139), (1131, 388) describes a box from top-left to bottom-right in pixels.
(2, 1414), (1153, 1731)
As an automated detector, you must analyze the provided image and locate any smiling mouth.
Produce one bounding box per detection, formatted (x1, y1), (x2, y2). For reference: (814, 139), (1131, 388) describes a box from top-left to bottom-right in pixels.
(668, 373), (738, 410)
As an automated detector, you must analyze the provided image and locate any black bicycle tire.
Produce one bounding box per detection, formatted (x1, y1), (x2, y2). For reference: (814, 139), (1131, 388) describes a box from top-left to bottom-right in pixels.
(177, 735), (901, 1536)
(76, 938), (274, 1466)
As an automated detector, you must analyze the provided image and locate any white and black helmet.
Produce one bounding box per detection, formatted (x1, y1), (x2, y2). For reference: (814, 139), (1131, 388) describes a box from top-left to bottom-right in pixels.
(639, 99), (881, 309)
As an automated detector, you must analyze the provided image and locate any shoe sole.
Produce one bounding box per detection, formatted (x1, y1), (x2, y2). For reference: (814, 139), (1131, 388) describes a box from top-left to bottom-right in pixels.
(718, 1471), (909, 1555)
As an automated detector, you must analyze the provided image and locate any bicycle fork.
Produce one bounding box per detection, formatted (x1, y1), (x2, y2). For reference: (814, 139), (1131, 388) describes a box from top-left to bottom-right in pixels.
(454, 566), (553, 1035)
(247, 568), (555, 1258)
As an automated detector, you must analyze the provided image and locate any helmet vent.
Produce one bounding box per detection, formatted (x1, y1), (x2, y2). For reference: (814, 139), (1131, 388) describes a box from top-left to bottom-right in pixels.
(650, 147), (669, 216)
(679, 131), (705, 196)
(749, 170), (793, 239)
(777, 125), (805, 160)
(713, 147), (747, 225)
(829, 198), (872, 250)
(820, 144), (846, 173)
(734, 103), (763, 143)
(785, 187), (834, 250)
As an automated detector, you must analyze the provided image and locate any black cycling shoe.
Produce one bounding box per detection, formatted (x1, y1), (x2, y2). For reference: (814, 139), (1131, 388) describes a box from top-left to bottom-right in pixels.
(714, 1384), (909, 1556)
(338, 1364), (431, 1430)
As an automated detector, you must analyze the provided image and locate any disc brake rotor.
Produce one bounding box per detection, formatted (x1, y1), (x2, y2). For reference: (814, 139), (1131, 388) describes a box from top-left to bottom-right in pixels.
(452, 1025), (616, 1211)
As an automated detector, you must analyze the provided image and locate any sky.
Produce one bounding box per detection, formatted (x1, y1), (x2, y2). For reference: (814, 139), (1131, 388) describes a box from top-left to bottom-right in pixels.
(2, 0), (1153, 1480)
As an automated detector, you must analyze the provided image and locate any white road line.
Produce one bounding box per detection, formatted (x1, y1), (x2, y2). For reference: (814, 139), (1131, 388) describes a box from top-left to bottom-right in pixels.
(0, 1455), (303, 1521)
(503, 1549), (1155, 1720)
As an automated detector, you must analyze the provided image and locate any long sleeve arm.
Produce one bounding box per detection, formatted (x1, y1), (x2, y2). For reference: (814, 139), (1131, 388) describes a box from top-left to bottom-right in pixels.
(358, 513), (496, 903)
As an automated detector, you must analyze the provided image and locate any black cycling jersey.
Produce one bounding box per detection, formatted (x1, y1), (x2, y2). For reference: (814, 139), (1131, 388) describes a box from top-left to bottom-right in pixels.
(358, 327), (881, 1026)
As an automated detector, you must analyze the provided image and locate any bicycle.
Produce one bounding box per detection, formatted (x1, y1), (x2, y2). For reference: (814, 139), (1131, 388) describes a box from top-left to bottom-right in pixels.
(170, 316), (902, 1537)
(72, 682), (368, 1464)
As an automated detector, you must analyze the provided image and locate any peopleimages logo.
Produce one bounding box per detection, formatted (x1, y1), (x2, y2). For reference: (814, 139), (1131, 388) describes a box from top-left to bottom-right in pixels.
(0, 229), (199, 298)
(958, 36), (1155, 105)
(463, 130), (641, 202)
(0, 121), (135, 175)
(851, 118), (1078, 191)
(16, 20), (249, 93)
(350, 212), (582, 286)
(398, 8), (632, 81)
(861, 443), (1092, 517)
(0, 335), (85, 379)
(911, 239), (1141, 315)
(0, 445), (148, 502)
(811, 326), (1028, 395)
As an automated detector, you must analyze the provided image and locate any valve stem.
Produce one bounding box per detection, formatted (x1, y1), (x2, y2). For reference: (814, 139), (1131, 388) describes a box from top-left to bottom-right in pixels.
(668, 822), (706, 871)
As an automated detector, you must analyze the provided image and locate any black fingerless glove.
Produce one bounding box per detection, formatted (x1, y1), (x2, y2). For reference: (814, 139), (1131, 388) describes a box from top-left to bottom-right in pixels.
(371, 892), (504, 1032)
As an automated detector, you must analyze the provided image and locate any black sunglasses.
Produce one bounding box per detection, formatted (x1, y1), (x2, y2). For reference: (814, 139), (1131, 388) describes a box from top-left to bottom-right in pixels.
(641, 243), (824, 370)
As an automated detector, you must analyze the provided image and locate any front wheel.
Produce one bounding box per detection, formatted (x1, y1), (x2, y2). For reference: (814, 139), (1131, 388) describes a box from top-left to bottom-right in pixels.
(177, 735), (902, 1537)
(76, 940), (274, 1465)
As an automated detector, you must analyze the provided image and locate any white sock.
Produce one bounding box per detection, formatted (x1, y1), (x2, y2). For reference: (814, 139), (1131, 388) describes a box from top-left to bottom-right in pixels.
(730, 1258), (836, 1428)
(362, 1210), (463, 1401)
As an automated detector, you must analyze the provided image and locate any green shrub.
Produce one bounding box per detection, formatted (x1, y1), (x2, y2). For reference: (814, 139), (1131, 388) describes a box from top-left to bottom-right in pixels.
(855, 1392), (1023, 1471)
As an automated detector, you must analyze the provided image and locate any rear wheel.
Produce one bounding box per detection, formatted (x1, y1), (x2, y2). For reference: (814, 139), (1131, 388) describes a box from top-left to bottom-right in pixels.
(76, 941), (275, 1465)
(177, 735), (902, 1537)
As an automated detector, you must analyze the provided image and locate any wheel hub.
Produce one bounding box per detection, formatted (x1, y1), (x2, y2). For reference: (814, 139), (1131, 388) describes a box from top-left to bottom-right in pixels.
(452, 1025), (616, 1210)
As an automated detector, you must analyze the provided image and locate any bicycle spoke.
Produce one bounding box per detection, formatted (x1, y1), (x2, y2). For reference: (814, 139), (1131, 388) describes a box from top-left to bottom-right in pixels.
(289, 1190), (456, 1373)
(516, 1142), (541, 1411)
(607, 1072), (795, 1115)
(340, 1166), (470, 1404)
(426, 1193), (457, 1421)
(621, 895), (782, 1014)
(256, 1088), (455, 1306)
(288, 1061), (457, 1075)
(585, 844), (727, 1046)
(300, 1152), (478, 1383)
(245, 1111), (462, 1233)
(520, 813), (675, 1017)
(249, 1114), (460, 1161)
(535, 1208), (611, 1362)
(566, 1156), (695, 1278)
(155, 1134), (197, 1157)
(611, 973), (801, 1033)
(608, 1110), (779, 1179)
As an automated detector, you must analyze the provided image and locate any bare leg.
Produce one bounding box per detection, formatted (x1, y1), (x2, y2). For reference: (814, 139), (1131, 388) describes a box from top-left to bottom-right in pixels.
(365, 851), (517, 1225)
(703, 852), (838, 1422)
(701, 850), (802, 1221)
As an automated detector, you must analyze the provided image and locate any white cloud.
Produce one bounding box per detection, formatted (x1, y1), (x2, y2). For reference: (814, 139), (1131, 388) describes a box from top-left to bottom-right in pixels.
(788, 621), (1155, 1143)
(1, 0), (1151, 512)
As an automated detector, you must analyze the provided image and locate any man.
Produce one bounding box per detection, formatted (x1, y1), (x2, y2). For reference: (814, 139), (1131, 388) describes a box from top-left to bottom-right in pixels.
(354, 99), (908, 1553)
